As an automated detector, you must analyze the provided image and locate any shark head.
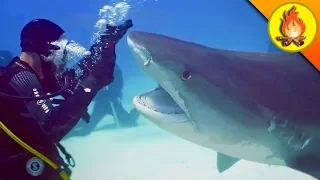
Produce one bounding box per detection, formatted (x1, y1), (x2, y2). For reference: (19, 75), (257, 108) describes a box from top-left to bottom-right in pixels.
(127, 31), (320, 172)
(127, 31), (228, 142)
(127, 31), (234, 124)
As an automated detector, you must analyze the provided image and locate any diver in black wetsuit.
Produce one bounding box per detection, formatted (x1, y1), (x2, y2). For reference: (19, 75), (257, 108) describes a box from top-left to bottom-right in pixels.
(0, 18), (133, 179)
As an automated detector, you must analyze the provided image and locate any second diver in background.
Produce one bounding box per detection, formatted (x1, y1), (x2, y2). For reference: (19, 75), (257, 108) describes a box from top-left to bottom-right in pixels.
(65, 63), (140, 139)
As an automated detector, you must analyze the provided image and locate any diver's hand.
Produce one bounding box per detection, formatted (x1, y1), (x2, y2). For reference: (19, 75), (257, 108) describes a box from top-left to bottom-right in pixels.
(81, 20), (132, 91)
(84, 19), (133, 73)
(99, 19), (133, 45)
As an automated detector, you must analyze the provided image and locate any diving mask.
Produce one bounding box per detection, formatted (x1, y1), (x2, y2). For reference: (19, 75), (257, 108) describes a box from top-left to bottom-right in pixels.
(43, 36), (91, 76)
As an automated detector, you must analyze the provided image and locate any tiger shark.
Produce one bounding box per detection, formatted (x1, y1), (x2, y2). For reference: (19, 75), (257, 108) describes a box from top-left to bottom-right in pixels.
(127, 31), (320, 178)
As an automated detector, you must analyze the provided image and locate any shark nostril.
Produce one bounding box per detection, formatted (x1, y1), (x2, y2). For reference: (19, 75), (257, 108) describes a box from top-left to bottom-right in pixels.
(141, 48), (152, 66)
(144, 58), (151, 66)
(182, 71), (191, 80)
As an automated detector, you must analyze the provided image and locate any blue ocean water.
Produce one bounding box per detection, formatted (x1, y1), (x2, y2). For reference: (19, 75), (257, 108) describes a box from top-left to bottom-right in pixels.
(0, 0), (315, 179)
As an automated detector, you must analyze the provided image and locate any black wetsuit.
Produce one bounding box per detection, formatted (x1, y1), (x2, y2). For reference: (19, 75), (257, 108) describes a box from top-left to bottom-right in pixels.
(0, 57), (99, 179)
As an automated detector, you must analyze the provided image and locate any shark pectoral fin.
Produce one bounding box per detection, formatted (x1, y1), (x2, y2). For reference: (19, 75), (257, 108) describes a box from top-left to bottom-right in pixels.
(216, 153), (240, 173)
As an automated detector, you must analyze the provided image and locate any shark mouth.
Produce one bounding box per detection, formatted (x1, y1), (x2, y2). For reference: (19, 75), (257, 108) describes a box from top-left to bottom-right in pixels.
(134, 85), (185, 115)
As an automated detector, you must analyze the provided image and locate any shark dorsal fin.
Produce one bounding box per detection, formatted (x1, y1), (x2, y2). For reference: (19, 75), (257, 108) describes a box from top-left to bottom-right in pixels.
(216, 153), (240, 173)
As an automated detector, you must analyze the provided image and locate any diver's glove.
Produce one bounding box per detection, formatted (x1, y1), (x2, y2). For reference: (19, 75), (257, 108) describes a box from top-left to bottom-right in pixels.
(81, 20), (133, 91)
(85, 19), (133, 67)
(99, 19), (133, 45)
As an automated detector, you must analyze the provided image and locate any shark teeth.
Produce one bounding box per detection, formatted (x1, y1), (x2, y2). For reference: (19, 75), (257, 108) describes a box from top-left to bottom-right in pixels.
(135, 95), (184, 114)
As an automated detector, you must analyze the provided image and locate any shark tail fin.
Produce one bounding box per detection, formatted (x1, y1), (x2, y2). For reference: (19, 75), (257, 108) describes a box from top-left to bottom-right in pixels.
(216, 152), (240, 173)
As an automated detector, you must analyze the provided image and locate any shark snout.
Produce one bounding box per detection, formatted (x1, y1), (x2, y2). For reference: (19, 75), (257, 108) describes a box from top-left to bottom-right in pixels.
(127, 31), (154, 50)
(127, 31), (177, 60)
(127, 31), (159, 46)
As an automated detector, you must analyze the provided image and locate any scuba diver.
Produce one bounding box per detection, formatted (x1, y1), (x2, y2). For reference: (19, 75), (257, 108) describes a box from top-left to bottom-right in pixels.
(66, 64), (140, 139)
(0, 18), (133, 179)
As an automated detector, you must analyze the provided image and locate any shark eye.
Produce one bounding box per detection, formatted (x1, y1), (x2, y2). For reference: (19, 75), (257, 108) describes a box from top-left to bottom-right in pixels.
(182, 71), (191, 80)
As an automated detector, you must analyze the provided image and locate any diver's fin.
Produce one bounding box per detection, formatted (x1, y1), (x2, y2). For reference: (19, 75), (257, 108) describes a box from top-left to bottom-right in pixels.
(129, 108), (140, 121)
(216, 153), (240, 173)
(109, 99), (139, 128)
(109, 100), (120, 128)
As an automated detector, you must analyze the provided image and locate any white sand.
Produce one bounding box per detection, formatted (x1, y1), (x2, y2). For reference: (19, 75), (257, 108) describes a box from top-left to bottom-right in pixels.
(61, 77), (315, 180)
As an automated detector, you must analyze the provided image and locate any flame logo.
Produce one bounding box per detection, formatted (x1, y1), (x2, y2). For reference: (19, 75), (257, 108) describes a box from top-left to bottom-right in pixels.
(276, 6), (306, 47)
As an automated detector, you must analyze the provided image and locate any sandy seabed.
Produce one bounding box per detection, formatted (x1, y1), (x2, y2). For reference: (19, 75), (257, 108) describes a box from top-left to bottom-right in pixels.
(61, 76), (315, 180)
